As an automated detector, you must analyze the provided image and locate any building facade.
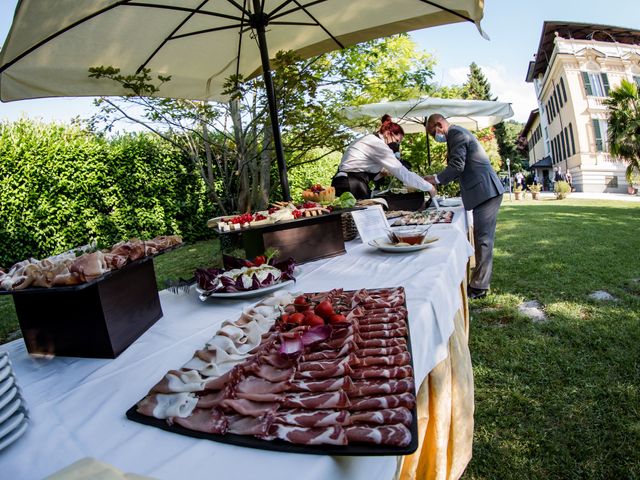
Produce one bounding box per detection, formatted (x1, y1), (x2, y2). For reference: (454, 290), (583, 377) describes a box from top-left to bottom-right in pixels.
(524, 22), (640, 193)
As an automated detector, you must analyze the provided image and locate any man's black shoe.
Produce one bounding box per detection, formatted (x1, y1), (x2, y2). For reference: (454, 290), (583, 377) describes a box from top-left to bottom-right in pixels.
(468, 286), (488, 299)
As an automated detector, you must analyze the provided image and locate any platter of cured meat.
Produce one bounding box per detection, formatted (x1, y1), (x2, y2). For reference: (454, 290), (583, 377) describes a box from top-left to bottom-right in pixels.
(127, 287), (419, 455)
(388, 209), (454, 226)
(0, 235), (183, 294)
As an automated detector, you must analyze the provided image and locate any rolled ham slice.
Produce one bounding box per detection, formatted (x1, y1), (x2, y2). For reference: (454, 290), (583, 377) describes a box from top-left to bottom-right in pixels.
(350, 407), (413, 427)
(345, 424), (412, 447)
(274, 409), (350, 428)
(353, 352), (411, 368)
(351, 365), (413, 380)
(282, 391), (350, 409)
(349, 378), (415, 398)
(289, 377), (353, 393)
(348, 392), (416, 411)
(264, 425), (348, 445)
(169, 408), (228, 434)
(137, 392), (198, 419)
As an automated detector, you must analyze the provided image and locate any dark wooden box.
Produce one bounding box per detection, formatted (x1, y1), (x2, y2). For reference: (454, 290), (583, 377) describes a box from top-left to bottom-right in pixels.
(8, 258), (162, 359)
(376, 192), (426, 211)
(218, 211), (353, 264)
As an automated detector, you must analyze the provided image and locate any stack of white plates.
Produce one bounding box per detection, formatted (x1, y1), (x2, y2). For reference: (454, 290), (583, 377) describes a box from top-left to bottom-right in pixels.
(0, 352), (28, 452)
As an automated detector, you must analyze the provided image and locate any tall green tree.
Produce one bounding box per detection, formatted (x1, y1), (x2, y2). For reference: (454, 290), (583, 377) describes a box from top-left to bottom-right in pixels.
(462, 62), (526, 172)
(604, 78), (640, 185)
(463, 62), (491, 101)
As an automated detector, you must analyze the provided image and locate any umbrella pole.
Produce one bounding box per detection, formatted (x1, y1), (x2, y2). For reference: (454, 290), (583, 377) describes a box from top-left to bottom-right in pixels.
(252, 2), (291, 201)
(424, 123), (432, 167)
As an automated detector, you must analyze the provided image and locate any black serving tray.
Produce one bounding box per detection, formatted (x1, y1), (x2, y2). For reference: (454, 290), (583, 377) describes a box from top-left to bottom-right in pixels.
(210, 208), (363, 235)
(216, 208), (365, 264)
(126, 288), (419, 456)
(0, 243), (183, 295)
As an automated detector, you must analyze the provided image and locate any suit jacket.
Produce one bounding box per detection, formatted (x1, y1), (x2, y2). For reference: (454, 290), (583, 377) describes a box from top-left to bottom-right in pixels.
(437, 125), (504, 211)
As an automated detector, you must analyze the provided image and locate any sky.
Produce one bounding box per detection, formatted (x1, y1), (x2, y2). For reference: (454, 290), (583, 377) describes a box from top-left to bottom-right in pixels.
(1, 0), (639, 125)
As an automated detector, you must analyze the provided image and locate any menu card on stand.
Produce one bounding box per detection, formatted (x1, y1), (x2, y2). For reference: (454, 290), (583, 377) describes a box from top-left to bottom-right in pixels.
(350, 205), (390, 244)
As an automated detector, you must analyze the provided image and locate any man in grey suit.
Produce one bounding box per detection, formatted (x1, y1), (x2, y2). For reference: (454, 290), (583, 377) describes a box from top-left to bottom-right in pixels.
(424, 114), (504, 299)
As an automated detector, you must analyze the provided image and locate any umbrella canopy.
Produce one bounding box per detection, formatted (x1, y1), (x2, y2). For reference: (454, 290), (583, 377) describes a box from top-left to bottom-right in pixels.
(0, 0), (487, 200)
(343, 97), (514, 133)
(343, 97), (513, 165)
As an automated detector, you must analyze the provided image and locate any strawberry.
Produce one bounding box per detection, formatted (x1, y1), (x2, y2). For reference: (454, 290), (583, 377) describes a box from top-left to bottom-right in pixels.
(289, 313), (305, 325)
(253, 255), (266, 266)
(303, 314), (325, 327)
(328, 314), (347, 324)
(280, 314), (290, 324)
(314, 300), (334, 319)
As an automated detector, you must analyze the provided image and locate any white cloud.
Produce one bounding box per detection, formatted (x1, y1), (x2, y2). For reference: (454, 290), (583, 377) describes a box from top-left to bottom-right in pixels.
(445, 64), (538, 123)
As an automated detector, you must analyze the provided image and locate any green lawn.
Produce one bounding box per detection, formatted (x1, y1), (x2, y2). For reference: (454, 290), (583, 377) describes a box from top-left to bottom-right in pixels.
(0, 198), (638, 478)
(464, 198), (640, 479)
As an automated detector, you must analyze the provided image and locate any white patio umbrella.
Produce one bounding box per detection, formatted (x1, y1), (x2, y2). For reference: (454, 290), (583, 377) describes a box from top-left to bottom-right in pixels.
(0, 0), (488, 200)
(343, 97), (514, 164)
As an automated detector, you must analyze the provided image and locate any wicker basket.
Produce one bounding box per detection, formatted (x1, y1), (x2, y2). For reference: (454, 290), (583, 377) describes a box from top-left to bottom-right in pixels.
(341, 212), (359, 241)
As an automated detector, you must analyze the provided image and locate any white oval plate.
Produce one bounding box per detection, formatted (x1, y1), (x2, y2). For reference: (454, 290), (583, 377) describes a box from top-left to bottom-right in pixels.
(368, 237), (439, 253)
(196, 280), (295, 299)
(0, 417), (28, 452)
(0, 387), (17, 411)
(438, 198), (462, 207)
(0, 354), (8, 370)
(0, 376), (15, 398)
(0, 411), (25, 440)
(0, 397), (22, 425)
(0, 365), (10, 383)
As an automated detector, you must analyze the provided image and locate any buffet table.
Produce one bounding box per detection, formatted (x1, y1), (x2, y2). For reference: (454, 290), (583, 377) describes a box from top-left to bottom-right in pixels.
(0, 207), (474, 480)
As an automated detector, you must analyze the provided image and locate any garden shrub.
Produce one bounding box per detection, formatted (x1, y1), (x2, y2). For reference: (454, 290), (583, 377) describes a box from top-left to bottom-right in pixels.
(0, 120), (213, 267)
(554, 180), (571, 200)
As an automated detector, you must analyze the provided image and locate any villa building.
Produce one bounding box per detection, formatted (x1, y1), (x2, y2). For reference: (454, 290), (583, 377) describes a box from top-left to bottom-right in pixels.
(523, 21), (640, 193)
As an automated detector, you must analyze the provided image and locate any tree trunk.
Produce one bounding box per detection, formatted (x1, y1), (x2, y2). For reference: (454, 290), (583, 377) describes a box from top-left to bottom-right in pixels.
(230, 99), (250, 213)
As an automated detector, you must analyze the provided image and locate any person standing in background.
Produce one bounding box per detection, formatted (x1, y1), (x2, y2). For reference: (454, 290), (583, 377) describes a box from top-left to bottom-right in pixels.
(423, 114), (504, 299)
(332, 115), (436, 200)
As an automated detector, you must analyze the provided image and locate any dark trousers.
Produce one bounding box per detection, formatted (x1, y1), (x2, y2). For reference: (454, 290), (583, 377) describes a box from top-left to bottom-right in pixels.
(331, 174), (370, 200)
(470, 194), (503, 290)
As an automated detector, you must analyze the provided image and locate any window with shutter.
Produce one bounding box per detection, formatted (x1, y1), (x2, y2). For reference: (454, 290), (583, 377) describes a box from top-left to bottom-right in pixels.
(601, 73), (610, 95)
(564, 127), (571, 157)
(569, 123), (576, 156)
(560, 77), (568, 102)
(560, 130), (567, 160)
(582, 71), (593, 96)
(592, 119), (604, 151)
(556, 84), (563, 108)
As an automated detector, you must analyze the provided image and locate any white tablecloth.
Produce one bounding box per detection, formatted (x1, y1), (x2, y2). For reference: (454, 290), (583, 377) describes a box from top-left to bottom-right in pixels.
(0, 208), (472, 480)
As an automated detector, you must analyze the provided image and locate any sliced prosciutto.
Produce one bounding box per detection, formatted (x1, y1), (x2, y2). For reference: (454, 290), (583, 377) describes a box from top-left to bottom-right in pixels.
(350, 407), (413, 427)
(169, 408), (228, 434)
(358, 328), (408, 340)
(357, 338), (407, 349)
(358, 321), (407, 333)
(345, 424), (412, 447)
(264, 425), (348, 445)
(349, 392), (416, 411)
(353, 352), (411, 368)
(349, 378), (415, 397)
(355, 346), (406, 357)
(222, 398), (279, 417)
(227, 413), (273, 436)
(282, 391), (350, 409)
(235, 376), (291, 395)
(351, 365), (413, 380)
(274, 409), (350, 428)
(289, 377), (353, 393)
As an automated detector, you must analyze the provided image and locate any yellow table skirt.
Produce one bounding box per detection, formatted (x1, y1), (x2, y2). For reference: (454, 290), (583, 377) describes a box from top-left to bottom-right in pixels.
(397, 282), (474, 480)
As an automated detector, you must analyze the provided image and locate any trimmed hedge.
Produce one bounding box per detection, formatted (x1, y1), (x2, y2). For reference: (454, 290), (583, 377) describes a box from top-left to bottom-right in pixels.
(0, 120), (213, 267)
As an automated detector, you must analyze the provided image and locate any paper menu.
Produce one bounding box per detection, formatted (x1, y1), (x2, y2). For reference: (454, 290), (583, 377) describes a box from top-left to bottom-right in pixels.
(349, 205), (390, 244)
